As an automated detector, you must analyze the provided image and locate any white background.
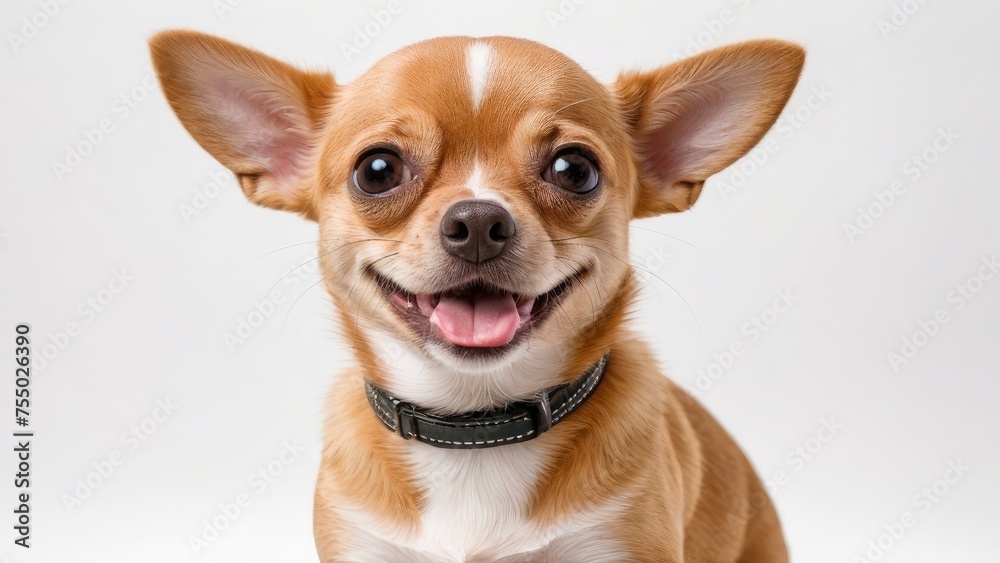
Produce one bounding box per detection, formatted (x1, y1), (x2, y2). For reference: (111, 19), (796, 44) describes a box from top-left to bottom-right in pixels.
(1, 0), (998, 561)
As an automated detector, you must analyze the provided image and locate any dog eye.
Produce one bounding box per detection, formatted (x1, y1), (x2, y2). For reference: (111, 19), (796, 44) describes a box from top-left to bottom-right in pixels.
(543, 148), (599, 194)
(354, 150), (412, 194)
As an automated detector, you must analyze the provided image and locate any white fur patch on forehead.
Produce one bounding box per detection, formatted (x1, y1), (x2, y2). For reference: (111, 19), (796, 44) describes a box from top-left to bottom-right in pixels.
(466, 161), (510, 208)
(465, 42), (494, 112)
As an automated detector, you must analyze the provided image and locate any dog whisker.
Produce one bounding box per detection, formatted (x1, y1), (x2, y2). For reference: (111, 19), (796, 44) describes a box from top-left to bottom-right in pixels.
(551, 97), (593, 116)
(555, 255), (603, 328)
(280, 251), (400, 344)
(628, 224), (715, 258)
(344, 252), (400, 339)
(278, 270), (331, 344)
(244, 236), (404, 273)
(354, 278), (375, 343)
(256, 237), (405, 303)
(552, 257), (596, 327)
(553, 241), (702, 337)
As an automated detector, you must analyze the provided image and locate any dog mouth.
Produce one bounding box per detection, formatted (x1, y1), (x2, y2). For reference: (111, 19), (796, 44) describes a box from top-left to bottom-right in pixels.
(372, 270), (583, 353)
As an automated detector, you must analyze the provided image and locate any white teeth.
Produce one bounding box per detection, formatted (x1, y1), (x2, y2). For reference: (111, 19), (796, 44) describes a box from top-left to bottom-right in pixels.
(391, 292), (409, 309)
(517, 296), (535, 319)
(428, 311), (445, 340)
(416, 294), (437, 317)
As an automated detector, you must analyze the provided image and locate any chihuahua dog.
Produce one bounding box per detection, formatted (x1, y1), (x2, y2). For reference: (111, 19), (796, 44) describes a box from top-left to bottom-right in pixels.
(151, 30), (803, 562)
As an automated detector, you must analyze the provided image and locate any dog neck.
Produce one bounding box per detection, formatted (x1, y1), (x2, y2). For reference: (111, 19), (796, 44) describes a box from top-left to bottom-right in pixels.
(364, 353), (609, 449)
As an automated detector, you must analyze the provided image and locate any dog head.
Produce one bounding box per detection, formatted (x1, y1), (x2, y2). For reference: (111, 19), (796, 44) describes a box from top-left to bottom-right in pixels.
(150, 32), (803, 412)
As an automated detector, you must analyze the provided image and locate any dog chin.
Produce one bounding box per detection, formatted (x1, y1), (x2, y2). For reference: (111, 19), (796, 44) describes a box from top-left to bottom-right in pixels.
(368, 322), (570, 412)
(422, 336), (533, 374)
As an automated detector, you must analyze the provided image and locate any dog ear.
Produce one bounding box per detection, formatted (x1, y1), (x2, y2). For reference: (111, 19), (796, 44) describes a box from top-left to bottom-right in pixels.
(615, 40), (804, 217)
(149, 30), (334, 219)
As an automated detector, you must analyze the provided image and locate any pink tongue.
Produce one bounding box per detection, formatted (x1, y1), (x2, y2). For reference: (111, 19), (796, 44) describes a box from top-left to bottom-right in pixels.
(430, 291), (520, 347)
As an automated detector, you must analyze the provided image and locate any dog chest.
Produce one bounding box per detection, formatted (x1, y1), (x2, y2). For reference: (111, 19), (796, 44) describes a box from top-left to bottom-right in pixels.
(403, 441), (553, 560)
(338, 440), (627, 562)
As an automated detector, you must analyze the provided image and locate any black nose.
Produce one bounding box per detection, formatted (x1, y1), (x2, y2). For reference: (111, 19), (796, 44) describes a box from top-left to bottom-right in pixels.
(439, 199), (516, 264)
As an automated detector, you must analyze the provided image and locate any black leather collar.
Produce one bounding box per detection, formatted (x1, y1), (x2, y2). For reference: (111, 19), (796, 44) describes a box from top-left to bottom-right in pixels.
(365, 353), (609, 449)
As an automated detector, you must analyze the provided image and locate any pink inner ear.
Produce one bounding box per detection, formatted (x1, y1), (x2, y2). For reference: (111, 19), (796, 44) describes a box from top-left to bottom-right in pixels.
(212, 76), (311, 184)
(639, 82), (751, 184)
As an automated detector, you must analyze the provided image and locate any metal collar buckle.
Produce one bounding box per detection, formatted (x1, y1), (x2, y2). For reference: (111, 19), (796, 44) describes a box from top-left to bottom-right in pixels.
(394, 402), (416, 439)
(526, 389), (553, 434)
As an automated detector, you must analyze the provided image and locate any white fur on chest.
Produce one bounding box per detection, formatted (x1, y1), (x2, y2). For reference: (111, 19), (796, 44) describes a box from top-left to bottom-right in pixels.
(405, 440), (550, 560)
(337, 439), (627, 562)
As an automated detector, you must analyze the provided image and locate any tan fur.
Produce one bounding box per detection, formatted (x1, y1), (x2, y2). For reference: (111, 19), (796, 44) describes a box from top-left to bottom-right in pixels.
(151, 31), (804, 562)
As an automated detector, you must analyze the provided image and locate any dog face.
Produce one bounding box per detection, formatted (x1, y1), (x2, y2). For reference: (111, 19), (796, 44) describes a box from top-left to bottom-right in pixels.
(151, 33), (803, 410)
